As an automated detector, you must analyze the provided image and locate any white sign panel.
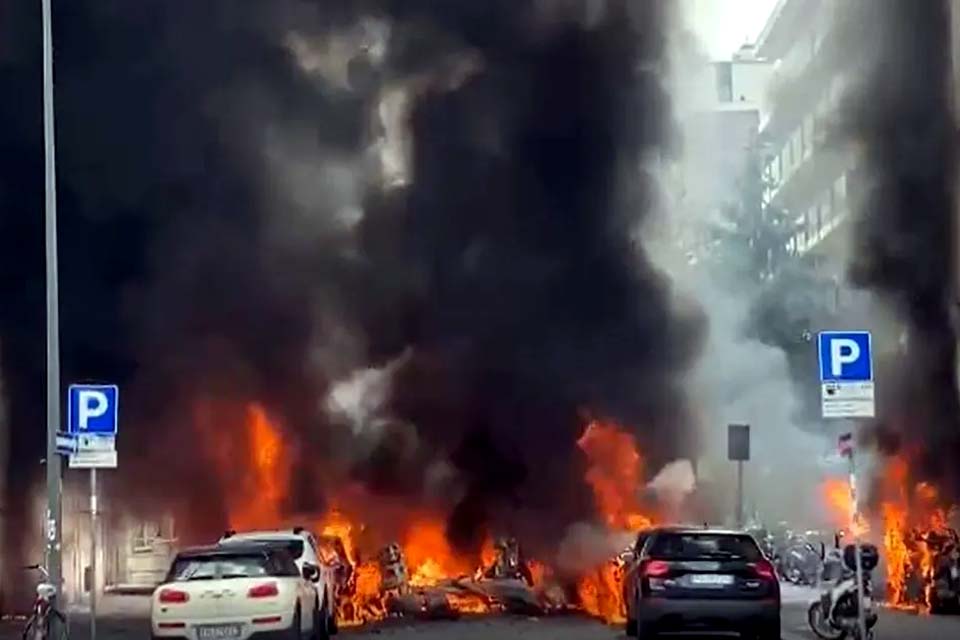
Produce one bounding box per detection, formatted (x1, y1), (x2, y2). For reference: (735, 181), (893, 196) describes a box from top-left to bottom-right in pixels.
(818, 332), (875, 419)
(821, 381), (875, 418)
(68, 449), (118, 469)
(77, 434), (115, 452)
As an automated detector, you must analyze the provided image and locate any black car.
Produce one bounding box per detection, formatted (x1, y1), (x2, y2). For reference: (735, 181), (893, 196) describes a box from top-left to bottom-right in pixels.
(623, 527), (780, 639)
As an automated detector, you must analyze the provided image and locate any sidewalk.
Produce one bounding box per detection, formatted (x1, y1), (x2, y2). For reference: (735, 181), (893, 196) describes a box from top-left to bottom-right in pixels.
(0, 595), (151, 640)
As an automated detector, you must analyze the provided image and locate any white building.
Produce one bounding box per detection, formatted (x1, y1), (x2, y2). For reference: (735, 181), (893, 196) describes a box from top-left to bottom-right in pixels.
(670, 44), (774, 264)
(755, 0), (852, 267)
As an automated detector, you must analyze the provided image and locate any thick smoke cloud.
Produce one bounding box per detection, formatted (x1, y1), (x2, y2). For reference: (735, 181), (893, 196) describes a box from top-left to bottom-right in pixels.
(0, 0), (704, 564)
(835, 0), (960, 502)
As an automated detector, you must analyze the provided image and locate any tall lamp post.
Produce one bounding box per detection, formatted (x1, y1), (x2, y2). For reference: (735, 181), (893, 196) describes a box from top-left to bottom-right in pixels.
(41, 0), (63, 594)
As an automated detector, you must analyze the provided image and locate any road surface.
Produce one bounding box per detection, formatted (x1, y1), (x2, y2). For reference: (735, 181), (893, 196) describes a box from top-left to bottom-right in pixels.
(1, 590), (957, 640)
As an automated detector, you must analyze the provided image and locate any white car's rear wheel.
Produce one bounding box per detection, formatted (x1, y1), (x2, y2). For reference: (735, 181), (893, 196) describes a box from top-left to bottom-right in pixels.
(313, 597), (330, 640)
(291, 607), (302, 640)
(326, 590), (338, 636)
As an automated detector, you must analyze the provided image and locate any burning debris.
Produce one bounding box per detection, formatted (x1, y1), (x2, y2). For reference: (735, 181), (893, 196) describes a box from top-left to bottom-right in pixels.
(874, 457), (960, 612)
(198, 404), (668, 627)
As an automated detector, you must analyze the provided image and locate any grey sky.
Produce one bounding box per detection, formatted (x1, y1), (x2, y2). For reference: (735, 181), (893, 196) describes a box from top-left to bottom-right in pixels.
(682, 0), (781, 59)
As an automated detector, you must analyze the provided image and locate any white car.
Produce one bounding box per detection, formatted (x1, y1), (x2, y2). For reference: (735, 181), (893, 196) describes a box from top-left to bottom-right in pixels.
(152, 542), (327, 640)
(218, 528), (338, 634)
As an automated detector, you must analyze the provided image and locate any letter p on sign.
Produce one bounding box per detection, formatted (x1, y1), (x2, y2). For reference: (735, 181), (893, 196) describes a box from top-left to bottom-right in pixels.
(78, 390), (108, 430)
(818, 332), (872, 383)
(830, 338), (860, 377)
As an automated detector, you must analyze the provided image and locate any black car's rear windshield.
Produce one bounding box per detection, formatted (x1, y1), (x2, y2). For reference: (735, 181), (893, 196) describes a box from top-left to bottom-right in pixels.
(167, 551), (298, 582)
(648, 533), (762, 561)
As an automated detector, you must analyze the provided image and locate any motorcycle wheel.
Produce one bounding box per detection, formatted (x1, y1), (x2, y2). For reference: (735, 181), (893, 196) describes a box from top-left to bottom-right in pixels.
(807, 601), (847, 640)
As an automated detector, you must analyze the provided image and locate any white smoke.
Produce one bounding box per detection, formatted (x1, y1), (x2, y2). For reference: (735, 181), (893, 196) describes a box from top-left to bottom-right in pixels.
(647, 459), (696, 510)
(641, 7), (842, 528)
(324, 348), (411, 437)
(555, 521), (634, 575)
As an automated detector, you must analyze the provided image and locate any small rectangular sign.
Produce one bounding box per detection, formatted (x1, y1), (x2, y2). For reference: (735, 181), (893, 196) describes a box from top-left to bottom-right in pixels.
(55, 433), (77, 455)
(68, 449), (118, 469)
(728, 424), (750, 461)
(821, 381), (875, 418)
(76, 434), (115, 452)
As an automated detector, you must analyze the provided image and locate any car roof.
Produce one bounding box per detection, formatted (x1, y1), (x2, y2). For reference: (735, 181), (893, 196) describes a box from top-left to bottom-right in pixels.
(221, 531), (309, 542)
(647, 526), (754, 537)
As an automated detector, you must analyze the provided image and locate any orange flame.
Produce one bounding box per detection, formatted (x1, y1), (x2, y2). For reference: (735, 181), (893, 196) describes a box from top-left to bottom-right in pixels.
(576, 559), (626, 624)
(340, 561), (386, 627)
(575, 419), (655, 624)
(197, 402), (290, 531)
(577, 419), (653, 532)
(879, 457), (957, 612)
(404, 519), (473, 586)
(882, 501), (909, 606)
(821, 478), (869, 537)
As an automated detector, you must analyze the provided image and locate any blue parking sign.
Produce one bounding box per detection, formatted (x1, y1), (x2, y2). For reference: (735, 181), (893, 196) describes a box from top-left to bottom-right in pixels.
(818, 332), (872, 382)
(67, 384), (119, 435)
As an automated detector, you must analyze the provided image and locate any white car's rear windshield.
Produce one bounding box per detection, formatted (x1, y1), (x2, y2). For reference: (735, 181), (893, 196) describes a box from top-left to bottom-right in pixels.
(230, 539), (305, 560)
(167, 552), (298, 581)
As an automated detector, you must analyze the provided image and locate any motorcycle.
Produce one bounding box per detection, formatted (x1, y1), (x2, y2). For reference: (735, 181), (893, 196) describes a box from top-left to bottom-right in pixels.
(807, 542), (879, 640)
(781, 535), (822, 585)
(927, 528), (960, 613)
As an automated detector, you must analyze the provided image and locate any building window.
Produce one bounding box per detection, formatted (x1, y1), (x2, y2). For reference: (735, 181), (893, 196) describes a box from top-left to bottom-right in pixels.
(715, 62), (733, 103)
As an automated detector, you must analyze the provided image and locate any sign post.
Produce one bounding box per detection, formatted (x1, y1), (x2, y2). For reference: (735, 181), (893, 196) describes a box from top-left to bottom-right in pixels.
(839, 433), (868, 640)
(67, 384), (119, 640)
(819, 335), (873, 640)
(727, 424), (750, 529)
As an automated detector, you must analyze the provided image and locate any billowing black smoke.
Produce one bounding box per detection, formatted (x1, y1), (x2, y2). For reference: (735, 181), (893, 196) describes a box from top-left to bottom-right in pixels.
(836, 0), (960, 500)
(0, 0), (703, 564)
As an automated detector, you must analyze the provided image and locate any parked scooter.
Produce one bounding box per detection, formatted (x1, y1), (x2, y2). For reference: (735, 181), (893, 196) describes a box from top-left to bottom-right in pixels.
(808, 538), (879, 640)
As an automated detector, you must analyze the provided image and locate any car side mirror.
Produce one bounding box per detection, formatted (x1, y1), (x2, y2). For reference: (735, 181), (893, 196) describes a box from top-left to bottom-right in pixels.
(302, 564), (319, 582)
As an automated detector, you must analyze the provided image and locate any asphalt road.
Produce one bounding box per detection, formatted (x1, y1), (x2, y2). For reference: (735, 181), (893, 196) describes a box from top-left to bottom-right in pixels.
(2, 594), (958, 640)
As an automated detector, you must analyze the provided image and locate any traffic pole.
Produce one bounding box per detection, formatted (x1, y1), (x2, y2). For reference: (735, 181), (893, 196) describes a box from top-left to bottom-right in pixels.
(41, 0), (63, 597)
(735, 460), (744, 529)
(847, 449), (868, 640)
(91, 469), (98, 640)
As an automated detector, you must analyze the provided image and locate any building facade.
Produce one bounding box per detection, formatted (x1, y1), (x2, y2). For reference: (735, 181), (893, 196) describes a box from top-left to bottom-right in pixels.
(669, 44), (773, 265)
(755, 0), (852, 270)
(20, 483), (177, 609)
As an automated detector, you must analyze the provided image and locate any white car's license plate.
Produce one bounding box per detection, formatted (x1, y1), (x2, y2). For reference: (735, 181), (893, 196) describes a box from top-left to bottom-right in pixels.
(689, 574), (734, 586)
(196, 624), (242, 640)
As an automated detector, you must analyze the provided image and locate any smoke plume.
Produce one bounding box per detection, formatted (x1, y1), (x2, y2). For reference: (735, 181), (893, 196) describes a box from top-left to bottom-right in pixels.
(836, 0), (960, 502)
(0, 0), (705, 562)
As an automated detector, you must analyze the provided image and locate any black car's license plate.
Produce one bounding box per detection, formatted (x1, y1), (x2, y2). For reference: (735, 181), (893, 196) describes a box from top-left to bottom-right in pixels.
(196, 624), (242, 640)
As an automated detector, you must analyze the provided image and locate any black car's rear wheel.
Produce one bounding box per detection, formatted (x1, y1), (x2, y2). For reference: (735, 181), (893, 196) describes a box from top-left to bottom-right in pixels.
(745, 617), (780, 640)
(634, 620), (655, 639)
